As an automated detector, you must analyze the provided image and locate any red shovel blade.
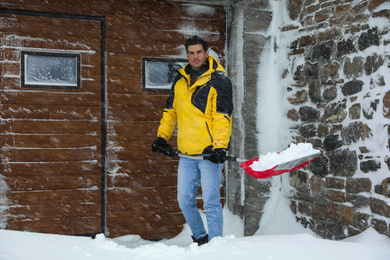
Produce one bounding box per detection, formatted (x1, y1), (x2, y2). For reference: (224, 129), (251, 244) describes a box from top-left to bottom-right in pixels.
(240, 152), (320, 179)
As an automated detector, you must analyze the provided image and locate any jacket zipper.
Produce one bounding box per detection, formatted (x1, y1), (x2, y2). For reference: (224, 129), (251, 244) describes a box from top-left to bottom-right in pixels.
(192, 84), (206, 103)
(205, 122), (213, 144)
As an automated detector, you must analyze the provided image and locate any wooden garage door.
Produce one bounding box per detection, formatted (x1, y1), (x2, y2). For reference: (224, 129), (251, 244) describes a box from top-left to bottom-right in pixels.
(0, 11), (104, 235)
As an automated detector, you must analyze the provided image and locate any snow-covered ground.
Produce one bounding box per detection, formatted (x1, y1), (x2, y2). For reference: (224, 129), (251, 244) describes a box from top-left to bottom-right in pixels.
(0, 222), (389, 259)
(1, 207), (389, 260)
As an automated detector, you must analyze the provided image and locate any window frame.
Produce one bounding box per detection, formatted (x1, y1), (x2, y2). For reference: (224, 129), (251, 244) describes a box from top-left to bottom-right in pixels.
(21, 51), (81, 89)
(141, 57), (187, 92)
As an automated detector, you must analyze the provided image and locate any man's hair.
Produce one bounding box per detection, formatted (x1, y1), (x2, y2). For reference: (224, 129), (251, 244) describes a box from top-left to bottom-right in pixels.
(185, 36), (209, 52)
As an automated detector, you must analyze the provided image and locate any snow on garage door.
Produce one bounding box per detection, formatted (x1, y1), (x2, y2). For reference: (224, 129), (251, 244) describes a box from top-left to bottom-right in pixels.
(0, 11), (104, 235)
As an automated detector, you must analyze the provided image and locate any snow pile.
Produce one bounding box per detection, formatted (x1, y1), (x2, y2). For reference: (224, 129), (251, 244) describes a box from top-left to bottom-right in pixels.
(250, 143), (320, 171)
(0, 226), (389, 260)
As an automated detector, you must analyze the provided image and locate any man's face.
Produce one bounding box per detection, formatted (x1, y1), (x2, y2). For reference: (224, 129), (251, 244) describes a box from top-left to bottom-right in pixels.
(186, 44), (209, 71)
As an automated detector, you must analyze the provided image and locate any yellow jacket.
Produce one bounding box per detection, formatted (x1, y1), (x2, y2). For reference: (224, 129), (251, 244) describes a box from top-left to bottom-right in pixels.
(157, 56), (233, 155)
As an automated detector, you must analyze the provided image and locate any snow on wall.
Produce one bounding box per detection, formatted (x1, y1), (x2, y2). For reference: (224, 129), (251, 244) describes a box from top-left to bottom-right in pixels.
(183, 3), (216, 16)
(256, 0), (294, 154)
(255, 0), (307, 235)
(0, 174), (9, 229)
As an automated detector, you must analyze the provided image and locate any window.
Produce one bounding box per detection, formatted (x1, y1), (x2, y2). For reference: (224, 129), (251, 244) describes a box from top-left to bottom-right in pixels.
(142, 57), (187, 91)
(21, 51), (81, 89)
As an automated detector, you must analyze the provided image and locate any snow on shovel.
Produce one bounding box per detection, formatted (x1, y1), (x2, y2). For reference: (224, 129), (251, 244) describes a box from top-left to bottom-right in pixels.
(178, 143), (321, 179)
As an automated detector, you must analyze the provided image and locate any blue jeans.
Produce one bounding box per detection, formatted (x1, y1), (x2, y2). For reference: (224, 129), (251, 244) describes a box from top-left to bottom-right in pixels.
(177, 157), (223, 241)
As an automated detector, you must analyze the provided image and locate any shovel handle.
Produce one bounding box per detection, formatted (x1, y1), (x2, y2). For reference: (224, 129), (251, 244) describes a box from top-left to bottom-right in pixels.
(178, 153), (245, 162)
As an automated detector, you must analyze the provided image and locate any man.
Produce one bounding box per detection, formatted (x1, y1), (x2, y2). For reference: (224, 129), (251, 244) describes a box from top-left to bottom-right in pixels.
(152, 36), (233, 245)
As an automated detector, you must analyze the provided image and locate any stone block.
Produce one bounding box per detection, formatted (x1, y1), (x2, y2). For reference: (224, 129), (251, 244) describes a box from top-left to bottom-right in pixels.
(344, 57), (363, 78)
(293, 64), (304, 81)
(288, 89), (308, 104)
(290, 170), (309, 188)
(323, 86), (338, 101)
(307, 138), (323, 149)
(299, 106), (320, 122)
(287, 108), (300, 121)
(299, 123), (317, 138)
(325, 177), (345, 189)
(310, 40), (334, 61)
(288, 0), (304, 20)
(311, 204), (329, 220)
(324, 134), (343, 151)
(371, 198), (390, 218)
(296, 216), (312, 229)
(337, 39), (356, 57)
(359, 146), (370, 153)
(365, 54), (384, 75)
(314, 220), (345, 239)
(304, 61), (319, 79)
(347, 226), (362, 237)
(335, 4), (351, 13)
(319, 61), (340, 79)
(299, 34), (317, 47)
(323, 100), (347, 123)
(354, 212), (370, 230)
(347, 194), (371, 207)
(342, 79), (364, 96)
(345, 178), (372, 193)
(375, 178), (390, 197)
(309, 156), (329, 177)
(358, 27), (380, 51)
(290, 200), (297, 214)
(371, 218), (388, 235)
(340, 204), (355, 224)
(325, 189), (346, 202)
(329, 13), (348, 25)
(330, 124), (343, 131)
(360, 160), (381, 173)
(318, 27), (342, 42)
(290, 48), (305, 55)
(341, 121), (366, 144)
(329, 202), (340, 220)
(310, 176), (325, 195)
(298, 201), (310, 215)
(328, 148), (357, 177)
(382, 90), (390, 118)
(349, 103), (361, 119)
(317, 124), (329, 137)
(309, 81), (322, 102)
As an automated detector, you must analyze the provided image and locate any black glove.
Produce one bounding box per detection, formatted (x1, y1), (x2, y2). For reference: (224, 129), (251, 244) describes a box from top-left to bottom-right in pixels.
(205, 149), (226, 164)
(152, 137), (177, 157)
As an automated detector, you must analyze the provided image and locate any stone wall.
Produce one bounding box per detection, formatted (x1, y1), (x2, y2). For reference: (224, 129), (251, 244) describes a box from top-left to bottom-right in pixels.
(226, 0), (390, 239)
(285, 0), (390, 238)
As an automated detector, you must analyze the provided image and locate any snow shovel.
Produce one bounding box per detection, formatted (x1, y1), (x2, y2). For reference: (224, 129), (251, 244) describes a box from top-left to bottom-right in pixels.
(178, 149), (321, 179)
